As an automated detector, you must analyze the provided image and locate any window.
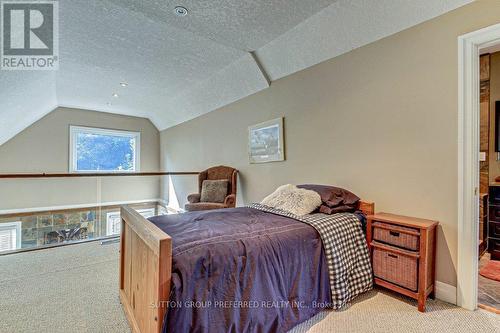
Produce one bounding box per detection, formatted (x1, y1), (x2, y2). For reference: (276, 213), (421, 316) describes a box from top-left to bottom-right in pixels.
(70, 126), (140, 173)
(157, 205), (169, 216)
(106, 212), (121, 236)
(136, 208), (156, 219)
(0, 222), (21, 252)
(106, 208), (156, 236)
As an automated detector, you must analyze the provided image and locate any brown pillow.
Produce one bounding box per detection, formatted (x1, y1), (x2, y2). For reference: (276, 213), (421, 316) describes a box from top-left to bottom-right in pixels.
(200, 180), (229, 203)
(297, 184), (360, 213)
(319, 204), (357, 214)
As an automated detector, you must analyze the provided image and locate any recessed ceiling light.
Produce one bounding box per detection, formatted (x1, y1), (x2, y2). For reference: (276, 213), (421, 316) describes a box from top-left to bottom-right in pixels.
(174, 6), (188, 17)
(112, 93), (119, 98)
(120, 82), (128, 87)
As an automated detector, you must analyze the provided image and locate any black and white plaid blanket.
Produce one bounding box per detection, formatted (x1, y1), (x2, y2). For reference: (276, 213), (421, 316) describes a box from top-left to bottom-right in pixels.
(248, 203), (373, 309)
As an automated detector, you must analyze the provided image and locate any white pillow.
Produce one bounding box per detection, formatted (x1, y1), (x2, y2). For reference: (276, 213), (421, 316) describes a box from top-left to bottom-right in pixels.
(261, 184), (322, 216)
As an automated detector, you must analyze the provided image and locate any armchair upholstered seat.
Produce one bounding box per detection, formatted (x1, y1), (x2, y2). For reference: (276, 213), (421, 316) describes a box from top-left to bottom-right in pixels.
(184, 166), (238, 212)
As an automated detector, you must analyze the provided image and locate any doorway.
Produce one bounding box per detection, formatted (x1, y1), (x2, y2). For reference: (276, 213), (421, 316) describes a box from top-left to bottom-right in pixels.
(458, 22), (500, 312)
(477, 52), (500, 313)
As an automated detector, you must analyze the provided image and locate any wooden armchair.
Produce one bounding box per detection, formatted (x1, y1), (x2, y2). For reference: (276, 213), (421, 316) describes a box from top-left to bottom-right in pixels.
(185, 166), (238, 212)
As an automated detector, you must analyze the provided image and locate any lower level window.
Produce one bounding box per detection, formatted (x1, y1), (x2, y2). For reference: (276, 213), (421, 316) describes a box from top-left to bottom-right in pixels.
(106, 208), (156, 236)
(136, 208), (156, 219)
(0, 222), (21, 252)
(106, 212), (121, 236)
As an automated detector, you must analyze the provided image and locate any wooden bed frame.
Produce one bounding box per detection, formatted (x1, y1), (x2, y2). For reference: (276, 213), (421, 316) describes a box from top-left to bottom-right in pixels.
(119, 201), (374, 333)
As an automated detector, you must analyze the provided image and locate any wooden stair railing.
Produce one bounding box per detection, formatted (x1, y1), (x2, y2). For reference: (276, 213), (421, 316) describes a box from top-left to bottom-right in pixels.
(0, 172), (198, 178)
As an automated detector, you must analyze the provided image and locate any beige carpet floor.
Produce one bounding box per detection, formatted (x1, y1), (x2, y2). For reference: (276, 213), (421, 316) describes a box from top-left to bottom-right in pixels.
(0, 242), (498, 333)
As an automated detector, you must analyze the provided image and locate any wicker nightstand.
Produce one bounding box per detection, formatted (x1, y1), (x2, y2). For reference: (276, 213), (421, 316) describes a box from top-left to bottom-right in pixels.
(367, 213), (439, 312)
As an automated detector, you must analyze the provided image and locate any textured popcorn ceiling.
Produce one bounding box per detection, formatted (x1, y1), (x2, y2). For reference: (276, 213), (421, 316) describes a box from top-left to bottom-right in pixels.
(0, 0), (472, 146)
(105, 0), (336, 51)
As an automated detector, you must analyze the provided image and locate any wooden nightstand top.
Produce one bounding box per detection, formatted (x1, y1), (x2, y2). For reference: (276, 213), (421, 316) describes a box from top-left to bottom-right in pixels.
(368, 212), (439, 230)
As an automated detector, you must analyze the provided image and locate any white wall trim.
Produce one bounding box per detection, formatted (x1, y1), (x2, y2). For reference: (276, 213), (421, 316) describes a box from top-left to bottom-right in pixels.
(106, 211), (121, 236)
(0, 198), (162, 215)
(435, 281), (457, 305)
(457, 22), (500, 311)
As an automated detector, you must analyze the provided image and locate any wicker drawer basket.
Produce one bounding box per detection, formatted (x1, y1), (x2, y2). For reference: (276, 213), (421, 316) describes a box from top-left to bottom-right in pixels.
(372, 246), (418, 291)
(373, 222), (419, 251)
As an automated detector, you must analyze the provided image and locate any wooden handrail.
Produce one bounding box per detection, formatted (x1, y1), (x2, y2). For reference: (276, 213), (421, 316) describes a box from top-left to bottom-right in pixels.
(0, 172), (198, 179)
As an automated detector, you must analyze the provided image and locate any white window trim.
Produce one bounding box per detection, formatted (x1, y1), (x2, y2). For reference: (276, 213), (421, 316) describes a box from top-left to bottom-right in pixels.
(69, 125), (141, 173)
(106, 208), (156, 236)
(135, 208), (156, 219)
(0, 221), (22, 252)
(106, 211), (121, 236)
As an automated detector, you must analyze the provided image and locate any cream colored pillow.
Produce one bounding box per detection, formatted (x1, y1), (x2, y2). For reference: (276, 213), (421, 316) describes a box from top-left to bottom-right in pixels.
(261, 184), (322, 216)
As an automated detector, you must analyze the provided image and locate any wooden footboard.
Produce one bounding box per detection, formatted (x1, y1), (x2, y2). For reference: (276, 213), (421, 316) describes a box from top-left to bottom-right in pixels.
(119, 206), (172, 333)
(119, 200), (374, 333)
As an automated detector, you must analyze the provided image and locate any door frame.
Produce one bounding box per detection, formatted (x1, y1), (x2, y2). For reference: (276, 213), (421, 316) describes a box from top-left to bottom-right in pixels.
(458, 22), (500, 310)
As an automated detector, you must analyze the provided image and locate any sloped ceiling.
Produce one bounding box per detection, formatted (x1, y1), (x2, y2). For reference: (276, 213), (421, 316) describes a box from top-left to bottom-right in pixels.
(0, 0), (472, 146)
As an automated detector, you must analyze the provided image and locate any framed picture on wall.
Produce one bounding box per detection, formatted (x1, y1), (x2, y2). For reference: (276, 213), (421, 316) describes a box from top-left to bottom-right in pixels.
(248, 117), (285, 164)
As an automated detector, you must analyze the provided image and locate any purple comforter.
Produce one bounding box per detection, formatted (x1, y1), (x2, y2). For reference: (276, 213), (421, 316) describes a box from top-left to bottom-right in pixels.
(148, 207), (333, 333)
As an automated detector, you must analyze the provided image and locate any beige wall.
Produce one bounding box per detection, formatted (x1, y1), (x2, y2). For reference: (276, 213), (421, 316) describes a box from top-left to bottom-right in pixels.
(160, 1), (500, 287)
(490, 52), (500, 181)
(0, 107), (161, 210)
(0, 107), (160, 172)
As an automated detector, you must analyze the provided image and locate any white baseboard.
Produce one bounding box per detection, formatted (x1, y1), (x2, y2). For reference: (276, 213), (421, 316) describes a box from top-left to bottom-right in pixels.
(435, 281), (457, 305)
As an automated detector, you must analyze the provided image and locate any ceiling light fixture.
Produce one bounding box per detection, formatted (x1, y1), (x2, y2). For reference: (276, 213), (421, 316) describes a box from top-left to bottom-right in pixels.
(112, 93), (119, 98)
(120, 82), (128, 87)
(174, 6), (188, 17)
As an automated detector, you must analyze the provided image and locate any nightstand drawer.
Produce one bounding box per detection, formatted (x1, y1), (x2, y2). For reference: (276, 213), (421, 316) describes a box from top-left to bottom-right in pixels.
(373, 246), (418, 291)
(373, 222), (419, 251)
